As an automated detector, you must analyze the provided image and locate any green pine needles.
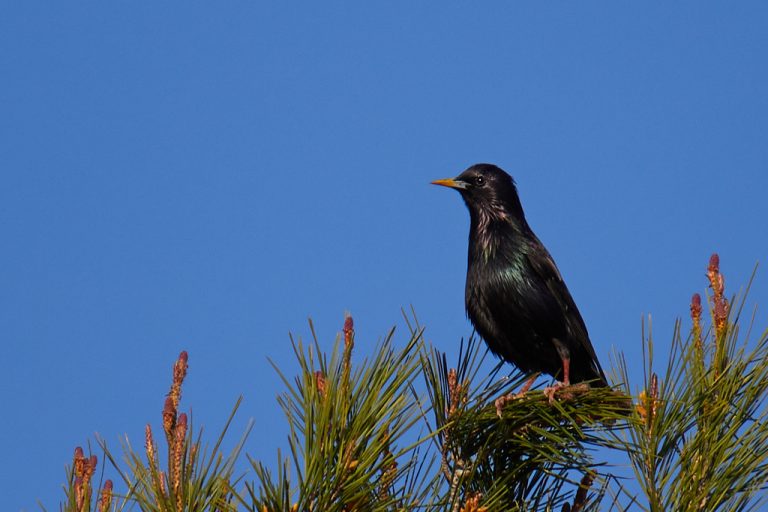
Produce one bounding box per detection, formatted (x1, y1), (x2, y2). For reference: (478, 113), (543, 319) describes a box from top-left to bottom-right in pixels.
(55, 254), (768, 511)
(619, 256), (768, 511)
(246, 316), (429, 511)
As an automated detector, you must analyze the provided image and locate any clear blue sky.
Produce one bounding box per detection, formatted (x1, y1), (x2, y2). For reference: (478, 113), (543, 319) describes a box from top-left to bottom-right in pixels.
(2, 3), (767, 510)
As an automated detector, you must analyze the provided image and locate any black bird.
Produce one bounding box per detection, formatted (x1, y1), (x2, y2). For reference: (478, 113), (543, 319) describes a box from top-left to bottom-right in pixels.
(432, 164), (608, 393)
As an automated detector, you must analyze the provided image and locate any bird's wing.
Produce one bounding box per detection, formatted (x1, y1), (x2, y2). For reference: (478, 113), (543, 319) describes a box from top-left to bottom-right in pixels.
(524, 245), (605, 376)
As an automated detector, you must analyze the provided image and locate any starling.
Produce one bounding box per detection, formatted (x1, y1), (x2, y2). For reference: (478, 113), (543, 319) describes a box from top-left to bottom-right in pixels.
(432, 164), (608, 393)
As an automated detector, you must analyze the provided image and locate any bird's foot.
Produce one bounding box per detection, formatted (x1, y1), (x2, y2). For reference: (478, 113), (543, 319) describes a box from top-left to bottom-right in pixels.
(494, 373), (540, 418)
(494, 392), (531, 417)
(494, 394), (516, 418)
(543, 382), (566, 403)
(543, 381), (590, 403)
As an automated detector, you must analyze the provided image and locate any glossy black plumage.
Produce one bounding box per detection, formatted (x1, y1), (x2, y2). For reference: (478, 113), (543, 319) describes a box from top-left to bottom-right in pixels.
(433, 164), (607, 387)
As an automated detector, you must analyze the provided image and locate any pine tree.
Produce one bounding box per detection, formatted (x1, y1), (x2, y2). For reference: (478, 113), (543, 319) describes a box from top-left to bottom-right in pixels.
(56, 254), (768, 511)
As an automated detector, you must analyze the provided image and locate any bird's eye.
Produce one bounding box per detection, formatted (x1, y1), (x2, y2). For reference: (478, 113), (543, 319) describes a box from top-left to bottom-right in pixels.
(475, 176), (485, 186)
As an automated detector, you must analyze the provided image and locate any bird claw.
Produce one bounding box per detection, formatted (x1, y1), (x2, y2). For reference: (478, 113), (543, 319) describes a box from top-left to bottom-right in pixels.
(544, 381), (570, 403)
(493, 372), (539, 418)
(495, 394), (511, 418)
(495, 373), (539, 418)
(543, 381), (590, 403)
(494, 392), (528, 418)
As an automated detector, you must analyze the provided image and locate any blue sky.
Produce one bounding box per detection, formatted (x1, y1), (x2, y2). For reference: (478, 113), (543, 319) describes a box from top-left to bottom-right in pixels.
(2, 3), (767, 510)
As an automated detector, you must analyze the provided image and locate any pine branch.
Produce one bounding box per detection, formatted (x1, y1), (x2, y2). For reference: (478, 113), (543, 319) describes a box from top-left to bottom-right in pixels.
(53, 254), (768, 511)
(419, 334), (631, 511)
(621, 255), (768, 512)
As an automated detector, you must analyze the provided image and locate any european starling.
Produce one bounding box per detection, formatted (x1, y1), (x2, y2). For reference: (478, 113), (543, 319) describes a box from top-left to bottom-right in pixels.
(432, 164), (608, 392)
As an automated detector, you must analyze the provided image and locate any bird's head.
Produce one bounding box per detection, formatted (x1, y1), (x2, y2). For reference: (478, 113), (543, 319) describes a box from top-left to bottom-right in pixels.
(432, 164), (525, 222)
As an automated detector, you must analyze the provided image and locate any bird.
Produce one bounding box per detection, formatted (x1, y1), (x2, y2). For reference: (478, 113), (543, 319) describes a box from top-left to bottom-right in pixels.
(432, 163), (608, 398)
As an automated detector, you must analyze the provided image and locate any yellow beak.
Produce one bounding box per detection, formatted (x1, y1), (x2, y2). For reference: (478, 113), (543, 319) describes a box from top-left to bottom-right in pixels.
(431, 178), (466, 189)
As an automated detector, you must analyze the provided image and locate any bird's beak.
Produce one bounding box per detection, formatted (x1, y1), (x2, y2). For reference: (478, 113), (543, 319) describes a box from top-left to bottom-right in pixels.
(431, 178), (467, 190)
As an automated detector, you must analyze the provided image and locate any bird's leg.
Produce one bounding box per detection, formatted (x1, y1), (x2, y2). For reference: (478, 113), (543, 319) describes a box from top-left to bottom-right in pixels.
(562, 357), (571, 386)
(544, 356), (571, 403)
(494, 372), (540, 418)
(518, 372), (540, 395)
